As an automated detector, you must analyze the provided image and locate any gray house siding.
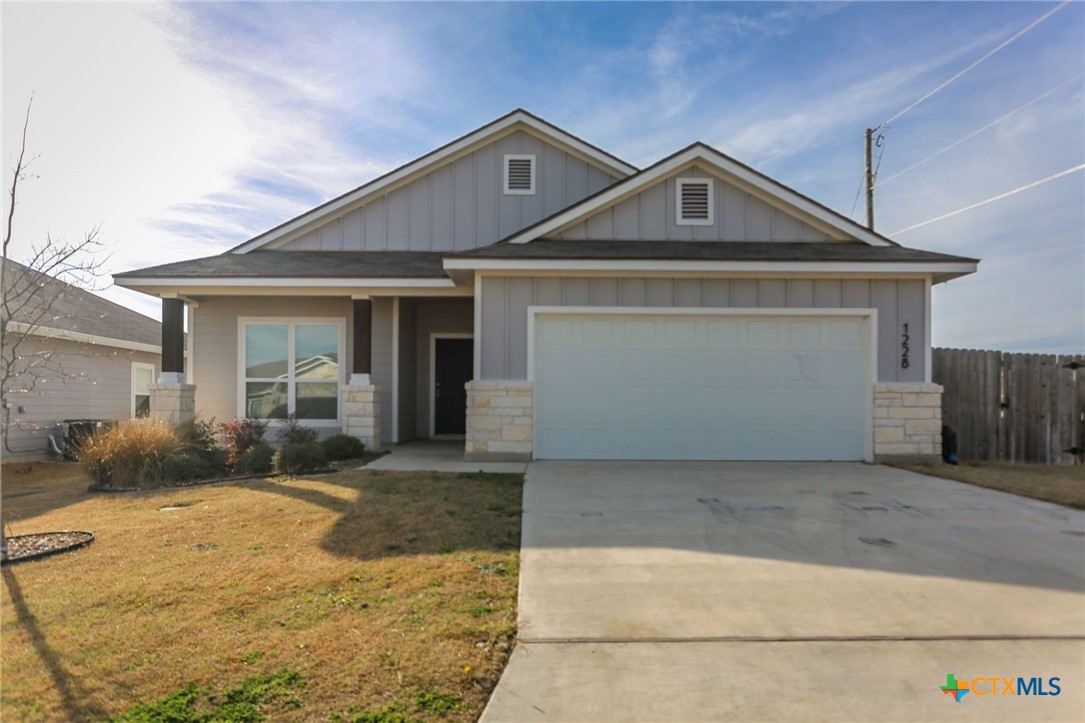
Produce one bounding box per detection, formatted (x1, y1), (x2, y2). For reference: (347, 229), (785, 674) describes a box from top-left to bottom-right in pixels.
(371, 298), (394, 444)
(2, 335), (159, 458)
(414, 300), (473, 438)
(478, 276), (927, 383)
(557, 165), (833, 242)
(279, 130), (620, 253)
(192, 296), (353, 432)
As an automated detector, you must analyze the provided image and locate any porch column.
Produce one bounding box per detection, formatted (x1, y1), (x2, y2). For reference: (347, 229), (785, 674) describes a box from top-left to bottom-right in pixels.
(342, 297), (381, 450)
(150, 297), (196, 425)
(350, 298), (372, 384)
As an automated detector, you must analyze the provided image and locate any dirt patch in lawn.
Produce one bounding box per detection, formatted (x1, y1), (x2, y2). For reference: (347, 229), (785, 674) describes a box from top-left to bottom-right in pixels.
(896, 461), (1085, 509)
(1, 464), (523, 722)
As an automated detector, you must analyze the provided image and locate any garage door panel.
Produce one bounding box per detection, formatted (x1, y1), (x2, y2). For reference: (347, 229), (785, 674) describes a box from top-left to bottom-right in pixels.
(534, 314), (867, 461)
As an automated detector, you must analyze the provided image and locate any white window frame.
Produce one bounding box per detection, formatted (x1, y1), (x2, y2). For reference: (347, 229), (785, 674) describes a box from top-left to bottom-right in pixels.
(503, 154), (536, 195)
(237, 317), (346, 426)
(676, 177), (715, 226)
(132, 362), (156, 419)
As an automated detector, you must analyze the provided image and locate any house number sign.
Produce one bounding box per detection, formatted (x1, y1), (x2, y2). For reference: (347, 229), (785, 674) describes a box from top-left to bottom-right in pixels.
(900, 322), (911, 369)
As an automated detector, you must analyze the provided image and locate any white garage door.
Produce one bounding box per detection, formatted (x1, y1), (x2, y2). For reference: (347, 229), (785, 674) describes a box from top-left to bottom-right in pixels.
(534, 313), (868, 461)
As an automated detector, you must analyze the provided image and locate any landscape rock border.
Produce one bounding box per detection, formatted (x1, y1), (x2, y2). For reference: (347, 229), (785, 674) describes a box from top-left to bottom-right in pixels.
(1, 531), (95, 566)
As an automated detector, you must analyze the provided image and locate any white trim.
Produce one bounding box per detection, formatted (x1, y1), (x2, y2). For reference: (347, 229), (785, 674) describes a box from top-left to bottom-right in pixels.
(445, 257), (977, 280)
(391, 298), (400, 444)
(676, 177), (714, 226)
(429, 333), (474, 437)
(526, 305), (878, 463)
(503, 154), (536, 195)
(236, 317), (346, 426)
(229, 111), (636, 253)
(924, 276), (933, 384)
(131, 361), (156, 419)
(506, 145), (894, 246)
(115, 276), (456, 289)
(6, 321), (162, 354)
(473, 273), (483, 381)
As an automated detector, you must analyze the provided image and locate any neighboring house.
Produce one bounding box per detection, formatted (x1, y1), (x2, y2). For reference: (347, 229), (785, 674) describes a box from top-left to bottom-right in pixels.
(115, 109), (978, 463)
(1, 260), (163, 459)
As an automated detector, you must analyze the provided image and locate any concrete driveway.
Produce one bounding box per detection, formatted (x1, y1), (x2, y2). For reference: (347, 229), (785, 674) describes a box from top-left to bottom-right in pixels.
(482, 462), (1085, 722)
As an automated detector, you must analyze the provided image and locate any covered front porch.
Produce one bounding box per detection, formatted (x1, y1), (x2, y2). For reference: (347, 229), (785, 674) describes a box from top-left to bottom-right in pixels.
(148, 292), (474, 453)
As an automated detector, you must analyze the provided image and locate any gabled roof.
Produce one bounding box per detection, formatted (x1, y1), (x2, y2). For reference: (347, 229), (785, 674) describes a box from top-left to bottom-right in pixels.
(442, 239), (978, 283)
(114, 251), (448, 280)
(229, 109), (639, 254)
(3, 259), (161, 349)
(502, 143), (897, 247)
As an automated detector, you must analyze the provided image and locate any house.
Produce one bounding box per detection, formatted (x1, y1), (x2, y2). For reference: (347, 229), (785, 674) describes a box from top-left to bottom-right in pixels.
(1, 260), (163, 459)
(114, 110), (978, 463)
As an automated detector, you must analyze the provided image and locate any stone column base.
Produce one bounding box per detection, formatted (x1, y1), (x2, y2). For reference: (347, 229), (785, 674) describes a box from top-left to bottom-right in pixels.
(342, 384), (381, 451)
(465, 381), (533, 461)
(873, 382), (943, 464)
(149, 383), (196, 425)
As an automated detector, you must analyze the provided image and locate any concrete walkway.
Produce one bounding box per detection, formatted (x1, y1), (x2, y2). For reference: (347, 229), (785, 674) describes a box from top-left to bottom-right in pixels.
(482, 462), (1085, 722)
(362, 439), (526, 474)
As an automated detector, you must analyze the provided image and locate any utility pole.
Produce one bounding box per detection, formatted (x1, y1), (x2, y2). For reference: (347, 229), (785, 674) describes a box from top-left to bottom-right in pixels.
(865, 128), (875, 230)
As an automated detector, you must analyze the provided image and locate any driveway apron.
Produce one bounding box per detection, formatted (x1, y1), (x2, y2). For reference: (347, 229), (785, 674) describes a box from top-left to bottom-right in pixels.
(481, 462), (1085, 722)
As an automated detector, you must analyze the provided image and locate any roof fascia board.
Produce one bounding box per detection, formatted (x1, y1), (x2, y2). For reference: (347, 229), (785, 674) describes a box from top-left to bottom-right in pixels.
(445, 257), (977, 278)
(115, 277), (456, 289)
(231, 111), (637, 254)
(506, 145), (893, 247)
(7, 321), (162, 354)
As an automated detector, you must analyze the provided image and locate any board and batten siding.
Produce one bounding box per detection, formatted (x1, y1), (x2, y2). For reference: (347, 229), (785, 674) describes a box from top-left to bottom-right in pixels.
(557, 166), (833, 242)
(479, 276), (926, 383)
(192, 297), (354, 429)
(2, 336), (160, 457)
(414, 300), (473, 438)
(279, 130), (619, 253)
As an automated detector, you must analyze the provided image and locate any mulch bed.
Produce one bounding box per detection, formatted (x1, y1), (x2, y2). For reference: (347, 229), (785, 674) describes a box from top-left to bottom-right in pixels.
(1, 531), (95, 565)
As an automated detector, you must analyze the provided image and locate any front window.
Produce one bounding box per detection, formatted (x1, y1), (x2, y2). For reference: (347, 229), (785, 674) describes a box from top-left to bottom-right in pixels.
(243, 322), (341, 420)
(132, 362), (155, 418)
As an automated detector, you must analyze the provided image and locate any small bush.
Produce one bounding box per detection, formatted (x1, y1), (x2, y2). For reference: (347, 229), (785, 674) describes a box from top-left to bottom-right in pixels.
(274, 443), (327, 475)
(322, 434), (366, 461)
(161, 453), (212, 483)
(178, 417), (218, 456)
(221, 418), (268, 468)
(235, 442), (275, 474)
(277, 413), (319, 445)
(81, 419), (181, 488)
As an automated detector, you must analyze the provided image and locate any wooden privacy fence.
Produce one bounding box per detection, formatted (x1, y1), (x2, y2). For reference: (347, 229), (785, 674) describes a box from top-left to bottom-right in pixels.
(933, 348), (1085, 464)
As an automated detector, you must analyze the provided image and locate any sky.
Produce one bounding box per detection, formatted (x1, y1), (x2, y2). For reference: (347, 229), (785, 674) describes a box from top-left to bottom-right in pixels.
(2, 1), (1082, 353)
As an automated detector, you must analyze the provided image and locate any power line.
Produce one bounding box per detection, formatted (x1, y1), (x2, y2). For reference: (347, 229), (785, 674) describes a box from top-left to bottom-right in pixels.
(876, 1), (1070, 131)
(877, 74), (1084, 188)
(891, 164), (1085, 235)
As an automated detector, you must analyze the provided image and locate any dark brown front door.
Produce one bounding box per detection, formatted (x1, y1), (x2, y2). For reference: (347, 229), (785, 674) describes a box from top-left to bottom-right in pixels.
(434, 338), (472, 435)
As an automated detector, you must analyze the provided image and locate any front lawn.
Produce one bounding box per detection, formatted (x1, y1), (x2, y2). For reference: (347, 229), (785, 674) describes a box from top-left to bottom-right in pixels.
(896, 461), (1085, 509)
(1, 463), (523, 722)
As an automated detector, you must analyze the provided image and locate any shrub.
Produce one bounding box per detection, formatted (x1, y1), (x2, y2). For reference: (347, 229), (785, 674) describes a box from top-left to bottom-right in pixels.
(274, 443), (327, 475)
(178, 417), (218, 456)
(322, 434), (366, 461)
(161, 453), (212, 483)
(221, 418), (268, 468)
(235, 442), (275, 474)
(277, 413), (319, 445)
(81, 419), (181, 488)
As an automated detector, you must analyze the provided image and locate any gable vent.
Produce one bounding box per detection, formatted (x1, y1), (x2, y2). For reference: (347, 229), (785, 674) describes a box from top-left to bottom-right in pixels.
(676, 177), (714, 225)
(504, 154), (536, 195)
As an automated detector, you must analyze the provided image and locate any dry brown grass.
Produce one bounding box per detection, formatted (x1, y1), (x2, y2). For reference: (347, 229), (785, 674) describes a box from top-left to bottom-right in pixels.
(896, 461), (1085, 509)
(1, 462), (523, 722)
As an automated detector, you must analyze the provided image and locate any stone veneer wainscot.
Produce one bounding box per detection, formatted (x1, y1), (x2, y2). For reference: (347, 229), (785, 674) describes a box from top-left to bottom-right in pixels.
(465, 380), (533, 462)
(341, 383), (381, 452)
(873, 382), (943, 464)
